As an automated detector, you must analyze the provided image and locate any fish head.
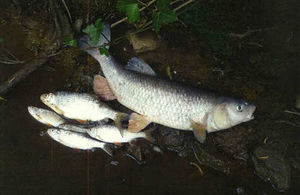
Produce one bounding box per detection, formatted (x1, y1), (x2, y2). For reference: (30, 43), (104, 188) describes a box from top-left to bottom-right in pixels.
(47, 128), (60, 140)
(40, 93), (63, 114)
(212, 98), (256, 131)
(28, 106), (42, 120)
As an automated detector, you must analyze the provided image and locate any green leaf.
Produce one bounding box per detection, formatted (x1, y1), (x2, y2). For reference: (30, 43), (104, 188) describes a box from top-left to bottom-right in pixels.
(0, 37), (3, 43)
(64, 37), (77, 47)
(116, 0), (140, 23)
(0, 96), (7, 101)
(82, 19), (104, 45)
(153, 9), (177, 33)
(156, 0), (171, 11)
(94, 18), (105, 32)
(99, 47), (109, 57)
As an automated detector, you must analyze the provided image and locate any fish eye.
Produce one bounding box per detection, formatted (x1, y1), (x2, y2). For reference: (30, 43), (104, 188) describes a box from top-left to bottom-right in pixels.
(236, 105), (243, 112)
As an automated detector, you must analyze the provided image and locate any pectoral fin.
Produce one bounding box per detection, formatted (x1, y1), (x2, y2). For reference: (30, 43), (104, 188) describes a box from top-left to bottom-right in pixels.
(190, 120), (207, 143)
(128, 113), (151, 133)
(93, 75), (116, 101)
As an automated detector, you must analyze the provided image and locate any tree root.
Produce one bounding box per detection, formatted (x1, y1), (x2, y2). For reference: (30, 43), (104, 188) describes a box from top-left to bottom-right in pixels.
(0, 53), (49, 94)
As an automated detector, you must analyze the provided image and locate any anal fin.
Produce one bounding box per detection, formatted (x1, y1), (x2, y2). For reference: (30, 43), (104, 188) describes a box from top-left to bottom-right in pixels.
(93, 75), (116, 101)
(128, 113), (151, 133)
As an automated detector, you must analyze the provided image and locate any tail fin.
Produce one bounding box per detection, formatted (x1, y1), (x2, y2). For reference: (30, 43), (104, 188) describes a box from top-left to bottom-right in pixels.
(79, 23), (111, 56)
(144, 124), (157, 143)
(102, 143), (113, 156)
(114, 112), (129, 137)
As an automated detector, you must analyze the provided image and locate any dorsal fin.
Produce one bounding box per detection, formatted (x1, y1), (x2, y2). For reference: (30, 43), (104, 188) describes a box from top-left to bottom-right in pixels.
(125, 57), (156, 76)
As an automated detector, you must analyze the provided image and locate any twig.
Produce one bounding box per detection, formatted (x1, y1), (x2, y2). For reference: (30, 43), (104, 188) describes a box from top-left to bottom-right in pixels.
(0, 59), (26, 64)
(276, 120), (300, 128)
(244, 42), (263, 48)
(170, 0), (184, 6)
(174, 0), (195, 12)
(190, 162), (203, 176)
(0, 53), (49, 94)
(61, 0), (72, 22)
(228, 27), (278, 39)
(111, 0), (156, 28)
(284, 110), (300, 117)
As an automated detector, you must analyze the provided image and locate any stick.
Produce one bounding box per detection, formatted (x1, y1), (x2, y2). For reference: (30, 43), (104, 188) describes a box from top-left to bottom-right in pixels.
(0, 53), (49, 94)
(276, 120), (300, 128)
(61, 0), (72, 22)
(228, 27), (278, 39)
(284, 110), (300, 117)
(174, 0), (195, 12)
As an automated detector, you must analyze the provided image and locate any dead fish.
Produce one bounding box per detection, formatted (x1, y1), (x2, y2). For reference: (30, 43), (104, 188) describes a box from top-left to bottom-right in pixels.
(40, 91), (127, 130)
(47, 128), (112, 156)
(59, 123), (153, 144)
(28, 106), (65, 127)
(80, 24), (256, 143)
(86, 124), (154, 144)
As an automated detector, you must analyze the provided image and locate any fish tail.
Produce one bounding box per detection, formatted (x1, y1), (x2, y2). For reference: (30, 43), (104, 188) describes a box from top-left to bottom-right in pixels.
(79, 23), (111, 58)
(114, 112), (129, 137)
(145, 130), (155, 143)
(144, 124), (158, 143)
(102, 143), (113, 156)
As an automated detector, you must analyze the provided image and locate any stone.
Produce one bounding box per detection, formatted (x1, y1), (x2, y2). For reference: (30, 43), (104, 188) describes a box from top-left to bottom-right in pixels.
(252, 145), (291, 192)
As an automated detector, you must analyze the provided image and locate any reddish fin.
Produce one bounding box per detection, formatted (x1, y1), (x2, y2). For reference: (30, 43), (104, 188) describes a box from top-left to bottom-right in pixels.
(128, 113), (151, 133)
(46, 123), (52, 127)
(76, 119), (87, 124)
(93, 75), (116, 101)
(114, 142), (122, 147)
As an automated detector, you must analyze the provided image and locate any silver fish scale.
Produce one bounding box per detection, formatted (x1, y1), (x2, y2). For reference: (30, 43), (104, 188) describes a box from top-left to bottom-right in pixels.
(99, 56), (218, 131)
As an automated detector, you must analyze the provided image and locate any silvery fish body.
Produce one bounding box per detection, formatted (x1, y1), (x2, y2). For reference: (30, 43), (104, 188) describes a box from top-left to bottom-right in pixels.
(28, 106), (65, 127)
(40, 91), (122, 122)
(87, 124), (150, 143)
(80, 25), (256, 142)
(47, 128), (111, 155)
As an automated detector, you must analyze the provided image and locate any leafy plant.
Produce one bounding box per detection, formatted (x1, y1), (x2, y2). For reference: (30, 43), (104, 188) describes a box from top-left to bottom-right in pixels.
(82, 18), (105, 45)
(152, 0), (177, 33)
(99, 47), (109, 57)
(116, 0), (140, 23)
(64, 37), (77, 47)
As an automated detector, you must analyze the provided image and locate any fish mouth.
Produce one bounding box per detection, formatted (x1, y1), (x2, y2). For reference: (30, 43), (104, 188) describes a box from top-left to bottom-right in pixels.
(40, 94), (48, 104)
(40, 93), (54, 110)
(246, 106), (256, 121)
